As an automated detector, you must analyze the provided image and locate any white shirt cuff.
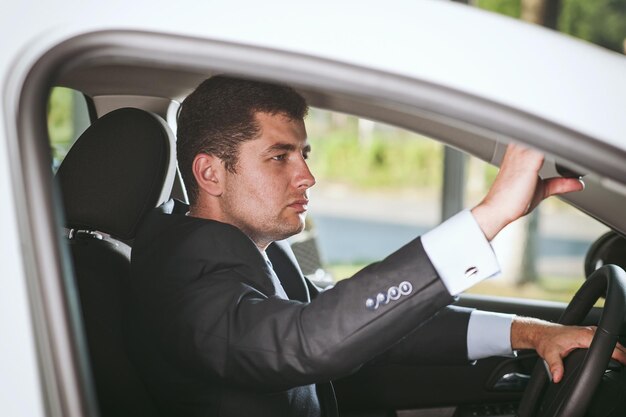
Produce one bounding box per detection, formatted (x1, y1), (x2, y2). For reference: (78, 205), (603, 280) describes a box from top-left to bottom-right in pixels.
(421, 210), (500, 296)
(467, 310), (515, 360)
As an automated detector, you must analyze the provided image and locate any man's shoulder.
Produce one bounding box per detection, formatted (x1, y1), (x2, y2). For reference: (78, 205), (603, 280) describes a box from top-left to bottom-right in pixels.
(131, 200), (273, 295)
(135, 199), (259, 258)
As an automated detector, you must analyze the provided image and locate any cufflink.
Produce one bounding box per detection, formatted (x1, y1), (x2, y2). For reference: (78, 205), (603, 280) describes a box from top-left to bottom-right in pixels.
(465, 266), (479, 279)
(365, 281), (413, 310)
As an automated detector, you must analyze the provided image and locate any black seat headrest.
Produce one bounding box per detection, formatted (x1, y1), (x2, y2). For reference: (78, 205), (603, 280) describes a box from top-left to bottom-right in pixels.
(57, 107), (176, 240)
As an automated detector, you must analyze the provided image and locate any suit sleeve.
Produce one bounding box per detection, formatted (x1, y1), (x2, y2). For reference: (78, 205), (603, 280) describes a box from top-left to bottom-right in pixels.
(373, 305), (473, 366)
(133, 222), (455, 392)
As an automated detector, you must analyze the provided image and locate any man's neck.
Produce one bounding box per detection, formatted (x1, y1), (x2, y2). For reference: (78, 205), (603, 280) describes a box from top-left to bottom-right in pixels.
(188, 204), (271, 252)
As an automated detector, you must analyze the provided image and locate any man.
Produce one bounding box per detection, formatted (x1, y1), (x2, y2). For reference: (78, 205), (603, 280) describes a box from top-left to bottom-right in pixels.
(127, 76), (625, 417)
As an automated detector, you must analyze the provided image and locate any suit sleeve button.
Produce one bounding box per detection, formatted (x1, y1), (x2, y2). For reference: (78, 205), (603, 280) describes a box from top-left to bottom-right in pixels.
(399, 281), (413, 294)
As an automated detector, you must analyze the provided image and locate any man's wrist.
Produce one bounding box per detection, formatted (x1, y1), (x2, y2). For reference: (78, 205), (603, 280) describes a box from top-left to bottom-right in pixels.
(510, 316), (556, 350)
(471, 202), (510, 241)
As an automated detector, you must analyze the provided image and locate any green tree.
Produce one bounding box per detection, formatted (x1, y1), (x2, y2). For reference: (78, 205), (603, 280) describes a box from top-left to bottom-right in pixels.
(478, 0), (626, 54)
(47, 87), (74, 167)
(559, 0), (626, 53)
(477, 0), (521, 18)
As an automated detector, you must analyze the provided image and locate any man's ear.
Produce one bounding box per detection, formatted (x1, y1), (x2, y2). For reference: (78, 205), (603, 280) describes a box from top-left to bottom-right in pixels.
(192, 153), (225, 197)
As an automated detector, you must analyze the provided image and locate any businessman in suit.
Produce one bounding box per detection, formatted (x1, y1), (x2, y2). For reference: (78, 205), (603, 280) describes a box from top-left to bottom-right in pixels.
(127, 76), (625, 417)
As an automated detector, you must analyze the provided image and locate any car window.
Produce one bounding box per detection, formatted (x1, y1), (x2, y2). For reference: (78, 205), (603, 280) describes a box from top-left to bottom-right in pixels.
(299, 108), (609, 302)
(298, 109), (442, 286)
(47, 87), (91, 172)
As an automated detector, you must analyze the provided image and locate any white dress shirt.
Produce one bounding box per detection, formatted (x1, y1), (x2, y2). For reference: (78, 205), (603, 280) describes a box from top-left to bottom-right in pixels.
(422, 210), (514, 360)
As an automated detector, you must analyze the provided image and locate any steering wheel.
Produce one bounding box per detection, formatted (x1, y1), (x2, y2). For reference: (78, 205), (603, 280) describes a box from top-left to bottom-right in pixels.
(517, 264), (626, 417)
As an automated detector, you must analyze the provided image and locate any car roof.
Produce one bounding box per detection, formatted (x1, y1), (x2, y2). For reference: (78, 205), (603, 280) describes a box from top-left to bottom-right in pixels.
(6, 0), (624, 145)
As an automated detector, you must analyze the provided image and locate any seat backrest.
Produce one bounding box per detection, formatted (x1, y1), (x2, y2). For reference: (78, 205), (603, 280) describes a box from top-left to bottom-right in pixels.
(56, 107), (176, 417)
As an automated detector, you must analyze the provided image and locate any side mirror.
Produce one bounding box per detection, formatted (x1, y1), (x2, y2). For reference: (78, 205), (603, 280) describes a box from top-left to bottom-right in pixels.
(584, 231), (626, 278)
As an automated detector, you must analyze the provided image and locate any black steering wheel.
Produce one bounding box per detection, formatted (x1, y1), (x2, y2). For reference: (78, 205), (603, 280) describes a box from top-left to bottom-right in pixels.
(517, 264), (626, 417)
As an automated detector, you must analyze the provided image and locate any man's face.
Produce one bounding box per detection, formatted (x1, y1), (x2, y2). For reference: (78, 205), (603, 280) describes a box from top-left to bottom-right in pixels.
(220, 112), (315, 248)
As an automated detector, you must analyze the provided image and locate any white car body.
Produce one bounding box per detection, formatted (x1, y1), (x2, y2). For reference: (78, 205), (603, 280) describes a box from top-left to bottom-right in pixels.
(1, 1), (625, 416)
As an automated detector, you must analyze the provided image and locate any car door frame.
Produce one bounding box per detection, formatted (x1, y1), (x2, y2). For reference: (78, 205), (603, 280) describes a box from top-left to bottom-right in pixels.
(9, 29), (626, 417)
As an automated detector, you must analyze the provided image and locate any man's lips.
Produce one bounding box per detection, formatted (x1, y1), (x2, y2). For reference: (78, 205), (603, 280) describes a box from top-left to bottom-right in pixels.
(288, 199), (309, 212)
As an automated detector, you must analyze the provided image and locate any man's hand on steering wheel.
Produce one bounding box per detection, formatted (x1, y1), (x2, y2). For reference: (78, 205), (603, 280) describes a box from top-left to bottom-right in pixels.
(510, 317), (626, 383)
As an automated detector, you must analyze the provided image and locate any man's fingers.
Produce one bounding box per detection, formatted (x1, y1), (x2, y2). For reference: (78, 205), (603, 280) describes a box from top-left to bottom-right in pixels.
(530, 325), (625, 385)
(543, 177), (585, 199)
(543, 351), (565, 383)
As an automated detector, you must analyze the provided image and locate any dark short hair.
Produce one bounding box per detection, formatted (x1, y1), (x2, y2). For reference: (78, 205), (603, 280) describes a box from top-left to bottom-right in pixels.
(177, 75), (309, 204)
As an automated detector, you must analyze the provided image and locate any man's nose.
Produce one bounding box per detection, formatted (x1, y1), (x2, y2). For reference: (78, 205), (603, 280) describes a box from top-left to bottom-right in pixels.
(295, 158), (316, 189)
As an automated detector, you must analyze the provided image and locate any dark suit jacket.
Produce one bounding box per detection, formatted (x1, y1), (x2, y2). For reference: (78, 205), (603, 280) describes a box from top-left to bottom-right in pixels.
(127, 200), (473, 417)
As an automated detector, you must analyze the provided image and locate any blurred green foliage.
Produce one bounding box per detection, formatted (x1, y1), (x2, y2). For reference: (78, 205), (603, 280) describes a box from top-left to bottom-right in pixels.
(559, 0), (626, 53)
(47, 87), (75, 167)
(307, 114), (444, 189)
(476, 0), (521, 18)
(478, 0), (626, 53)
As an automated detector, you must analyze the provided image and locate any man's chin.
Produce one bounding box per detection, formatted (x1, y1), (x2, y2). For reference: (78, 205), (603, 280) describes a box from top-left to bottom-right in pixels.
(274, 221), (305, 241)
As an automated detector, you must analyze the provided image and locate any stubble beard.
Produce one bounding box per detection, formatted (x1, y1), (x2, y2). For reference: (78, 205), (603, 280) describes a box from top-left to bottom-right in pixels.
(222, 197), (305, 249)
(250, 212), (306, 248)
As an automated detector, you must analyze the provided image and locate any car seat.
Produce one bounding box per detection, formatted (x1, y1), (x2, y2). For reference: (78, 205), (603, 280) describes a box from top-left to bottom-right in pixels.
(56, 107), (177, 417)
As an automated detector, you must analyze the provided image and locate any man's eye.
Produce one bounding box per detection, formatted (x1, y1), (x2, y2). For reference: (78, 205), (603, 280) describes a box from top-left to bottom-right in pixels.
(303, 152), (310, 160)
(272, 154), (287, 161)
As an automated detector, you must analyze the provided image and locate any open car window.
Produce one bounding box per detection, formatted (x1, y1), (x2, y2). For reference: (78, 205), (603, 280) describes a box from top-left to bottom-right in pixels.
(299, 108), (610, 303)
